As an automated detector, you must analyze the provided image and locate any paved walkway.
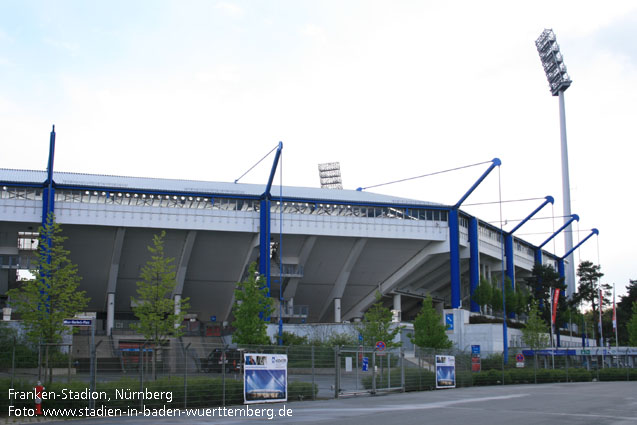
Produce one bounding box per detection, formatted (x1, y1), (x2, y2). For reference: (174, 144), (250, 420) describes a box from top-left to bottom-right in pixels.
(3, 382), (636, 425)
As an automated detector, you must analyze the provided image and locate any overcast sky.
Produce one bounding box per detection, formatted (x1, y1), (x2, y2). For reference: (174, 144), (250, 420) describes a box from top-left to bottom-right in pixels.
(1, 1), (635, 297)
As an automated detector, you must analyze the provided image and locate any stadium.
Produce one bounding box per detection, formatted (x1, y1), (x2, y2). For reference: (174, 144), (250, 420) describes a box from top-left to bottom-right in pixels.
(0, 132), (597, 354)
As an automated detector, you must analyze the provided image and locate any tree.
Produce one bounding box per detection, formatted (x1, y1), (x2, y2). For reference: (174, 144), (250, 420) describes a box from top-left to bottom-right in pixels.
(231, 262), (273, 345)
(131, 231), (189, 379)
(524, 263), (564, 324)
(472, 276), (492, 314)
(410, 295), (452, 350)
(627, 302), (637, 346)
(7, 213), (89, 383)
(356, 292), (402, 348)
(573, 261), (610, 315)
(521, 300), (549, 350)
(617, 279), (637, 344)
(490, 278), (503, 314)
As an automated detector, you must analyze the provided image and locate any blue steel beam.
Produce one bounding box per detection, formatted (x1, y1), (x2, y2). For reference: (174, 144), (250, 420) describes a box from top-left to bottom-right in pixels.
(554, 229), (597, 347)
(560, 228), (598, 261)
(449, 210), (461, 308)
(450, 158), (500, 309)
(468, 217), (480, 312)
(505, 196), (554, 294)
(42, 125), (56, 226)
(263, 142), (283, 198)
(454, 158), (501, 209)
(538, 214), (579, 249)
(509, 196), (554, 234)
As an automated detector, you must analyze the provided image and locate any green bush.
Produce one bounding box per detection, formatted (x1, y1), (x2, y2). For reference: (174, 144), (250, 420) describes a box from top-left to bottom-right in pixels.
(455, 370), (474, 388)
(597, 368), (633, 382)
(473, 369), (509, 386)
(361, 367), (436, 392)
(288, 381), (317, 400)
(565, 368), (592, 382)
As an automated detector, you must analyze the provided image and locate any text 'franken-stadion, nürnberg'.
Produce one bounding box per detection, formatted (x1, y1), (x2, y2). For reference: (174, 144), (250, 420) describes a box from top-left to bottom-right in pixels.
(8, 388), (173, 403)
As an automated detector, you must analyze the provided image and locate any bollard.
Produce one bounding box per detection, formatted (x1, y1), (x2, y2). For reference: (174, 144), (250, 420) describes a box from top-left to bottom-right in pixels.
(34, 381), (44, 415)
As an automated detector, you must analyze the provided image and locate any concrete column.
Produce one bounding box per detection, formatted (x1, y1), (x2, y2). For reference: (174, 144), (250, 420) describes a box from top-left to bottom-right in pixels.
(393, 293), (401, 322)
(393, 293), (401, 311)
(334, 298), (341, 323)
(106, 292), (115, 336)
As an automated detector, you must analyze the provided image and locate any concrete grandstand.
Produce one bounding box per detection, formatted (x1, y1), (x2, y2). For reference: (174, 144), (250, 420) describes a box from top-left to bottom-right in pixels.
(1, 133), (590, 347)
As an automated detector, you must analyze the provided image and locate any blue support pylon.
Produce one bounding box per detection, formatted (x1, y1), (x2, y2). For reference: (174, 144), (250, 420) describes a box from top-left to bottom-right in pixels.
(258, 142), (283, 295)
(468, 217), (480, 313)
(42, 125), (56, 226)
(450, 158), (500, 309)
(504, 196), (554, 318)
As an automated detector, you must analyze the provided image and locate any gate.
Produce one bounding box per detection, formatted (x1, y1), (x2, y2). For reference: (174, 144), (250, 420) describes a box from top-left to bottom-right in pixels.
(334, 346), (404, 397)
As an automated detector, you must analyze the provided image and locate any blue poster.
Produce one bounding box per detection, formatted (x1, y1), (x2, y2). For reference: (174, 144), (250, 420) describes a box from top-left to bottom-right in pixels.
(445, 313), (454, 330)
(244, 353), (288, 404)
(362, 357), (369, 372)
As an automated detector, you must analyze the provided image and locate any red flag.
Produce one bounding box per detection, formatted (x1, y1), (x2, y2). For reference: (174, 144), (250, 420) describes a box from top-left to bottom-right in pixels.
(551, 288), (560, 325)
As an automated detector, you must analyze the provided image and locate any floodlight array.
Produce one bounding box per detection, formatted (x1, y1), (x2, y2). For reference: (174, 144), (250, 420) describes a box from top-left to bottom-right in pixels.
(318, 162), (343, 189)
(536, 29), (571, 96)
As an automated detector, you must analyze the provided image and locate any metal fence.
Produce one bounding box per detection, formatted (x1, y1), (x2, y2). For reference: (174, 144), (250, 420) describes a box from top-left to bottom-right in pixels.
(1, 338), (636, 413)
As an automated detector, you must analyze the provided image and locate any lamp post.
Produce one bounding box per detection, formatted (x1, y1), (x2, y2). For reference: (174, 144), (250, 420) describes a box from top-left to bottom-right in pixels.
(536, 29), (576, 297)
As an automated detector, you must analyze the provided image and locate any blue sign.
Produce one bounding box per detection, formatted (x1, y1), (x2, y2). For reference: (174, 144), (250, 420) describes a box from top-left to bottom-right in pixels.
(445, 313), (454, 330)
(471, 345), (480, 355)
(362, 357), (369, 372)
(359, 333), (363, 342)
(63, 319), (92, 326)
(210, 315), (217, 322)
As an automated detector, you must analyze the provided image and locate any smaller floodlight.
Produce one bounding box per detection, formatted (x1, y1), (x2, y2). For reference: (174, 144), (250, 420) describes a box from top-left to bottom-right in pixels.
(536, 29), (572, 96)
(318, 162), (343, 189)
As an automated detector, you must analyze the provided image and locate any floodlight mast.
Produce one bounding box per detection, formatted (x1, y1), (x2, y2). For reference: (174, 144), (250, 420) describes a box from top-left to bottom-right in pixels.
(318, 162), (343, 189)
(536, 29), (576, 298)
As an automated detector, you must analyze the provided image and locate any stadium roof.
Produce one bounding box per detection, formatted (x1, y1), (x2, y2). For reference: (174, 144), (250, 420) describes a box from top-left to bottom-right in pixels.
(0, 168), (444, 208)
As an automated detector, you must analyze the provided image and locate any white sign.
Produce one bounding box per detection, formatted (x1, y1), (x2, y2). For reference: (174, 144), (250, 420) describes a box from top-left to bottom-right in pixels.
(63, 319), (92, 326)
(345, 357), (352, 372)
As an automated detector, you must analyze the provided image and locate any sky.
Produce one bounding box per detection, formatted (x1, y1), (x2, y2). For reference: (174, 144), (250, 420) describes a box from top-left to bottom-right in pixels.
(1, 0), (635, 297)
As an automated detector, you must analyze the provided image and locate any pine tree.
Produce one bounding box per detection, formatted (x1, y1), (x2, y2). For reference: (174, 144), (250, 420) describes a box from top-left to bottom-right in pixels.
(7, 213), (89, 382)
(410, 295), (452, 350)
(573, 261), (610, 316)
(131, 231), (189, 379)
(616, 279), (636, 344)
(356, 292), (402, 348)
(627, 302), (637, 347)
(524, 263), (564, 324)
(231, 262), (273, 345)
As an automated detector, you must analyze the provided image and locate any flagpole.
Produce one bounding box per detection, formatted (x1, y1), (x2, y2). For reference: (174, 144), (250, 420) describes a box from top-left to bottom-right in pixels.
(613, 283), (618, 349)
(549, 287), (555, 369)
(598, 287), (604, 368)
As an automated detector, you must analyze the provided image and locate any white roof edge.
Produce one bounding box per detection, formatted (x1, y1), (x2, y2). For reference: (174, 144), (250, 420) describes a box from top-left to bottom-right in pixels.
(0, 168), (444, 207)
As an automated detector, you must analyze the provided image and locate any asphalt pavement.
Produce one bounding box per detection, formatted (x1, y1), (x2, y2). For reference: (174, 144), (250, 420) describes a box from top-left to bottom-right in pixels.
(5, 381), (636, 425)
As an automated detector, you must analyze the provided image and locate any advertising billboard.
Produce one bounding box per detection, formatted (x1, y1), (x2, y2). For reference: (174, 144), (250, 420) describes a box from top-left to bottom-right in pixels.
(244, 353), (288, 404)
(435, 355), (456, 389)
